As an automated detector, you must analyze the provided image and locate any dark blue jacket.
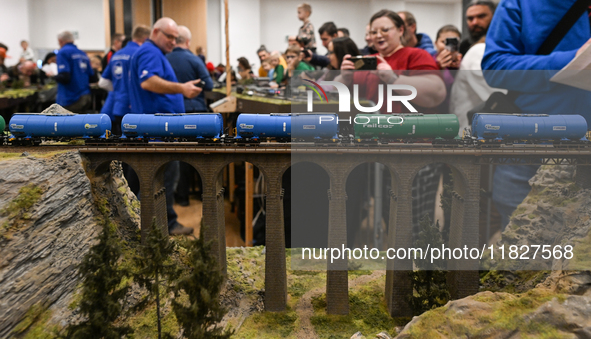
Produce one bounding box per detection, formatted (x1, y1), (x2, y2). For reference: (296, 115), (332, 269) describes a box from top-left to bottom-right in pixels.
(482, 0), (591, 123)
(416, 33), (437, 57)
(166, 47), (213, 112)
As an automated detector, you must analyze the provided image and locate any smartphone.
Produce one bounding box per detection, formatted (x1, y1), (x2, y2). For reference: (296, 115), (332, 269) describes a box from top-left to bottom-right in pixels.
(195, 80), (205, 88)
(445, 37), (460, 53)
(349, 56), (377, 70)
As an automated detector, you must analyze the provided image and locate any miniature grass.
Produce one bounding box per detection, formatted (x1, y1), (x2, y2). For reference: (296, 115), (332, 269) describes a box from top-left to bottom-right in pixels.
(309, 278), (405, 339)
(0, 184), (44, 239)
(238, 307), (299, 338)
(0, 150), (70, 161)
(10, 304), (58, 339)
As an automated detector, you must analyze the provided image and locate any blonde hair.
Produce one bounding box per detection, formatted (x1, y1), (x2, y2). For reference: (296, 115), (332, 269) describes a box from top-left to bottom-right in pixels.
(269, 51), (281, 61)
(285, 45), (302, 56)
(298, 3), (312, 15)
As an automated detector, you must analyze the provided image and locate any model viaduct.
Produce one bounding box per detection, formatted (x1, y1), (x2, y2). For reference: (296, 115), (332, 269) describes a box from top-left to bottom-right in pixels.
(80, 144), (591, 317)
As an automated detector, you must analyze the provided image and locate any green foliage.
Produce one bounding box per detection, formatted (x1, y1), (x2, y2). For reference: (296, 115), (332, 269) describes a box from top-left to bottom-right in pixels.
(133, 218), (180, 339)
(171, 227), (233, 339)
(63, 219), (132, 339)
(408, 214), (450, 315)
(1, 184), (44, 239)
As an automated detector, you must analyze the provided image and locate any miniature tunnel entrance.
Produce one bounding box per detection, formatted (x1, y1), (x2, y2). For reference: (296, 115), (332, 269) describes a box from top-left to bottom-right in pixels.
(154, 161), (203, 237)
(346, 162), (392, 251)
(288, 161), (330, 249)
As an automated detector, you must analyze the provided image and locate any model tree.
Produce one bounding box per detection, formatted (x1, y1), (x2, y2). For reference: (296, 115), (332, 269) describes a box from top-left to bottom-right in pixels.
(171, 227), (233, 339)
(408, 214), (450, 315)
(64, 220), (131, 339)
(134, 219), (180, 339)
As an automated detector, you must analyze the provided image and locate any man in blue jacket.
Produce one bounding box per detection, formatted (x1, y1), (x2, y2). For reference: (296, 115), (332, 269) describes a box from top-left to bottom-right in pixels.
(55, 31), (97, 112)
(166, 26), (213, 113)
(99, 25), (151, 134)
(482, 0), (591, 229)
(398, 11), (437, 57)
(128, 17), (202, 236)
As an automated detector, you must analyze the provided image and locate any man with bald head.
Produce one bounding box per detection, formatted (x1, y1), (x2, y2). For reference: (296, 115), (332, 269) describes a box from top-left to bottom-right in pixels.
(6, 60), (40, 87)
(129, 18), (201, 114)
(55, 30), (97, 112)
(129, 18), (200, 235)
(166, 25), (213, 113)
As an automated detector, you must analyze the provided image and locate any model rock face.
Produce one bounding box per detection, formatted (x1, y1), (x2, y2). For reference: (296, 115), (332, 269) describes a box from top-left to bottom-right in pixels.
(0, 151), (139, 337)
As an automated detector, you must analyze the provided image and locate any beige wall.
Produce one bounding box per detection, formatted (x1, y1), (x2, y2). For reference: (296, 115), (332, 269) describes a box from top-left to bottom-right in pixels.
(163, 0), (207, 56)
(133, 0), (151, 27)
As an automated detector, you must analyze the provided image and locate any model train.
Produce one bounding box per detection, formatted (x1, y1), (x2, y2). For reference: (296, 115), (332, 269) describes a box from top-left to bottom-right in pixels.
(1, 112), (588, 147)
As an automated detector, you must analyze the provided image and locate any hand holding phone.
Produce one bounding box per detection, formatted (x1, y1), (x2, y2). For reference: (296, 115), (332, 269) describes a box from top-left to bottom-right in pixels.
(445, 37), (459, 53)
(194, 80), (205, 88)
(348, 56), (377, 70)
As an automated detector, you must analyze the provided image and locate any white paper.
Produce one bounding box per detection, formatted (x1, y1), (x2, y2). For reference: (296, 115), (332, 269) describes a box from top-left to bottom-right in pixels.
(550, 43), (591, 91)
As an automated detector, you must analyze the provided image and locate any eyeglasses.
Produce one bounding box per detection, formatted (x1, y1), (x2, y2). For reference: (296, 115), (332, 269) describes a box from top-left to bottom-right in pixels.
(285, 55), (297, 59)
(158, 29), (178, 41)
(370, 26), (395, 36)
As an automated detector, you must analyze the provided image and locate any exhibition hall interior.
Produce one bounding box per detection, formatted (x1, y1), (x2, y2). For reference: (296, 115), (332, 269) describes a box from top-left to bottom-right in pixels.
(2, 0), (591, 338)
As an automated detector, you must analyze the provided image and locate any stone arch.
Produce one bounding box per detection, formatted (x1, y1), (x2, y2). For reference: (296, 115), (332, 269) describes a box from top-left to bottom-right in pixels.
(344, 160), (394, 250)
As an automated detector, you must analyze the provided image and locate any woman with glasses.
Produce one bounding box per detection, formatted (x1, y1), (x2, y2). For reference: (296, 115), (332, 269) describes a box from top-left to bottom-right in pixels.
(340, 9), (446, 113)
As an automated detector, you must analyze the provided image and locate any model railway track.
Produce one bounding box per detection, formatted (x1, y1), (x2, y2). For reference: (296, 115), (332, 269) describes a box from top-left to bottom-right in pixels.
(3, 142), (591, 156)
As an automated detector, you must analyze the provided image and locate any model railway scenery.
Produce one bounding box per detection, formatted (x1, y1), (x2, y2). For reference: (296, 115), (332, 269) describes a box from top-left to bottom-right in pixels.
(1, 112), (589, 147)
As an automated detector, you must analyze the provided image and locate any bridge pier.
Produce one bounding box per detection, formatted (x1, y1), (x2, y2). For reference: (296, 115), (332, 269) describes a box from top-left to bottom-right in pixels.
(385, 167), (413, 317)
(446, 163), (480, 299)
(199, 163), (227, 275)
(264, 176), (287, 311)
(326, 165), (349, 315)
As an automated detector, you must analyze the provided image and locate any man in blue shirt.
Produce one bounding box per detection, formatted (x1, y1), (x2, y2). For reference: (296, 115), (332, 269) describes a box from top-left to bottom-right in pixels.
(128, 17), (202, 236)
(482, 0), (591, 229)
(166, 25), (213, 112)
(129, 18), (201, 114)
(99, 25), (151, 134)
(55, 31), (97, 112)
(398, 11), (437, 57)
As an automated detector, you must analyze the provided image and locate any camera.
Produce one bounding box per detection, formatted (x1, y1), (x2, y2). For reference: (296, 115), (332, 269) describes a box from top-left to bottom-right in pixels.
(349, 56), (377, 70)
(445, 37), (460, 53)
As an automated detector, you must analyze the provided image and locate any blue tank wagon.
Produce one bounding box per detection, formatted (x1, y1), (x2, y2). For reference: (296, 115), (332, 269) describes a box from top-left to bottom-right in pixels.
(472, 114), (588, 144)
(121, 113), (224, 141)
(235, 113), (339, 141)
(8, 113), (111, 145)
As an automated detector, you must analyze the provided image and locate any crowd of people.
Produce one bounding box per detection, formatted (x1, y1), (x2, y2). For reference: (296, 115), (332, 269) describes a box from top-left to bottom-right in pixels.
(2, 0), (591, 237)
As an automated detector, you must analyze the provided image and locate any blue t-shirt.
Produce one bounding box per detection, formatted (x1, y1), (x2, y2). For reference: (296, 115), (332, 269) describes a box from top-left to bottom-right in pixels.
(102, 41), (140, 117)
(56, 43), (93, 106)
(166, 47), (213, 112)
(129, 40), (184, 113)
